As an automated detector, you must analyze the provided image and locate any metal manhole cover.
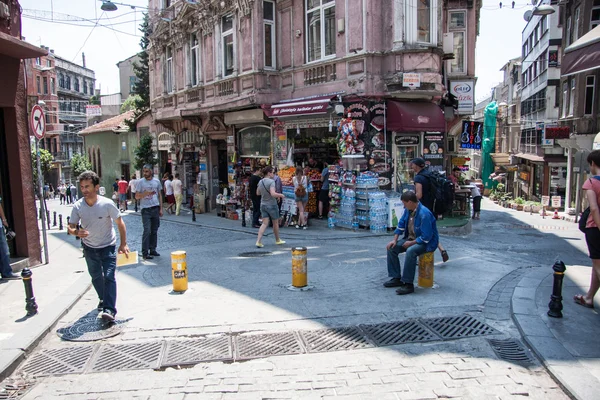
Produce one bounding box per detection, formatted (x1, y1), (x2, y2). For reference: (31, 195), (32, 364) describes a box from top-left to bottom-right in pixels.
(19, 346), (95, 377)
(56, 310), (128, 342)
(162, 336), (232, 367)
(238, 251), (273, 258)
(300, 327), (373, 353)
(88, 342), (164, 373)
(421, 315), (499, 340)
(361, 320), (438, 346)
(235, 332), (304, 360)
(488, 339), (534, 363)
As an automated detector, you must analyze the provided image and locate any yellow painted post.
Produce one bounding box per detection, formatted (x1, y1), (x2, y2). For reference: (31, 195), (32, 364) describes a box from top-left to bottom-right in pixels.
(291, 247), (308, 288)
(418, 252), (434, 288)
(171, 250), (188, 292)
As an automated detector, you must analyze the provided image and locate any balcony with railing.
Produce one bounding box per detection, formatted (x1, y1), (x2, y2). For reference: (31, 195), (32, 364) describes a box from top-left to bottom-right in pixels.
(518, 144), (545, 157)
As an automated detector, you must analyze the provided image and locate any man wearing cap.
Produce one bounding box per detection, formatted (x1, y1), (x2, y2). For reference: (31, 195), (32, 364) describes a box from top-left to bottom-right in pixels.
(136, 165), (163, 260)
(410, 157), (449, 262)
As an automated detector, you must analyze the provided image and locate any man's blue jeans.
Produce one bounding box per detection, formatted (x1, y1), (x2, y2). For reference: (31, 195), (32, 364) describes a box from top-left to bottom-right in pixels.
(141, 206), (160, 255)
(0, 226), (13, 278)
(83, 244), (117, 314)
(387, 239), (427, 284)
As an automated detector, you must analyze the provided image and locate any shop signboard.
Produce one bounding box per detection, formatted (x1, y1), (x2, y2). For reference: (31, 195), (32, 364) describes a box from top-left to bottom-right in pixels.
(423, 133), (444, 172)
(459, 120), (483, 150)
(519, 171), (530, 181)
(544, 126), (570, 140)
(402, 73), (421, 88)
(394, 136), (419, 145)
(548, 50), (558, 67)
(85, 105), (102, 117)
(551, 196), (561, 208)
(450, 80), (475, 115)
(387, 198), (405, 229)
(157, 132), (172, 151)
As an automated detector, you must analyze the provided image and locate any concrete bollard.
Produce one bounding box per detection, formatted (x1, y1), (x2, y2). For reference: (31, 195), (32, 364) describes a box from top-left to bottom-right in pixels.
(21, 268), (38, 316)
(548, 260), (567, 318)
(59, 214), (63, 230)
(53, 211), (57, 227)
(291, 247), (308, 288)
(418, 252), (435, 288)
(171, 251), (188, 293)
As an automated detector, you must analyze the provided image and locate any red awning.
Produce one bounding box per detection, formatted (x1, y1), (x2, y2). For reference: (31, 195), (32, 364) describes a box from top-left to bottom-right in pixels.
(263, 96), (333, 118)
(386, 101), (445, 132)
(562, 25), (600, 76)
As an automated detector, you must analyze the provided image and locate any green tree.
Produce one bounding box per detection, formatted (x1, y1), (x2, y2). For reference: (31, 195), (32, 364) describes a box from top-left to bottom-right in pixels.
(31, 148), (54, 184)
(89, 95), (100, 105)
(120, 94), (142, 113)
(132, 13), (150, 110)
(70, 153), (93, 178)
(134, 134), (157, 171)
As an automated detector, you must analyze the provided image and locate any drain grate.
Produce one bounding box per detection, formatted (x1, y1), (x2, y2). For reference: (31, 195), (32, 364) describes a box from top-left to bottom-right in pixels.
(238, 251), (273, 258)
(300, 327), (372, 353)
(88, 342), (164, 373)
(488, 339), (533, 363)
(56, 317), (124, 342)
(361, 320), (437, 346)
(421, 314), (498, 340)
(162, 336), (232, 367)
(0, 379), (36, 399)
(235, 332), (304, 360)
(19, 346), (95, 377)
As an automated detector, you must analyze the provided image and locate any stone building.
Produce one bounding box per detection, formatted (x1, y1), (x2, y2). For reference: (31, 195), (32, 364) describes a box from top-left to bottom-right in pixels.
(146, 0), (482, 208)
(0, 0), (46, 265)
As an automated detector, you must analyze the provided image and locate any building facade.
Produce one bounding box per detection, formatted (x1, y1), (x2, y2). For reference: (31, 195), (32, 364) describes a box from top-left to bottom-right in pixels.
(147, 0), (482, 208)
(117, 54), (140, 101)
(557, 0), (600, 211)
(517, 0), (565, 203)
(0, 0), (46, 265)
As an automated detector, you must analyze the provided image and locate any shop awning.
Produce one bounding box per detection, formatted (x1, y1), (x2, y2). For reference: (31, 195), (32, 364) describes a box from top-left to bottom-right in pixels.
(562, 25), (600, 76)
(515, 152), (545, 163)
(263, 96), (333, 118)
(490, 153), (511, 166)
(0, 32), (47, 59)
(386, 101), (445, 132)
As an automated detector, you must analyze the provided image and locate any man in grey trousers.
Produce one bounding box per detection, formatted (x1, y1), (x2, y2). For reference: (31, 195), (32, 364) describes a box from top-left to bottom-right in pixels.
(135, 165), (163, 260)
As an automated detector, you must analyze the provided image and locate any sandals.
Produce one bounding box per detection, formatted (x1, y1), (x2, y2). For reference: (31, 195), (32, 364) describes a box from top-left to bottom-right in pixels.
(574, 294), (594, 308)
(441, 250), (449, 263)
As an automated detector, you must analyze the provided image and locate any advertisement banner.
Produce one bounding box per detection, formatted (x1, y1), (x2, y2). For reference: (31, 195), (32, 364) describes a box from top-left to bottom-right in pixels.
(459, 120), (483, 150)
(423, 133), (444, 172)
(86, 105), (102, 117)
(450, 80), (475, 115)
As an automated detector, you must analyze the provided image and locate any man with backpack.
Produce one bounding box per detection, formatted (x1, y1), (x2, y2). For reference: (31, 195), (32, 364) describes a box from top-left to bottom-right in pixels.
(410, 158), (450, 262)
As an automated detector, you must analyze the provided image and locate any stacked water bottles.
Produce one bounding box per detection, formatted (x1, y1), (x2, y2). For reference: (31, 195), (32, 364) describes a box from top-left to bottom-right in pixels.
(355, 172), (379, 229)
(369, 191), (388, 234)
(335, 171), (357, 229)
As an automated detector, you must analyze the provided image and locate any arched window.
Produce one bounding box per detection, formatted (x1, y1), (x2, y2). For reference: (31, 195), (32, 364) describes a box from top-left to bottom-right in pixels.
(66, 75), (71, 90)
(239, 126), (271, 157)
(74, 78), (80, 92)
(59, 73), (64, 88)
(83, 79), (87, 94)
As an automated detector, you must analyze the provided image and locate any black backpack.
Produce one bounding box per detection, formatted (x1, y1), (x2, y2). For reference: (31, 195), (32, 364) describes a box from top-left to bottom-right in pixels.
(424, 170), (455, 215)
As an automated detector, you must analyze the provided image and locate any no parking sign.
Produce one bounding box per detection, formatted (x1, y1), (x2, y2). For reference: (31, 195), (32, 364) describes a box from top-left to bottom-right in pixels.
(30, 105), (46, 139)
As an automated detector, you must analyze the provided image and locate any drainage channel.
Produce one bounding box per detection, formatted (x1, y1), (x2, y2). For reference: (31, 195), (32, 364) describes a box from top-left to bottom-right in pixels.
(18, 314), (501, 378)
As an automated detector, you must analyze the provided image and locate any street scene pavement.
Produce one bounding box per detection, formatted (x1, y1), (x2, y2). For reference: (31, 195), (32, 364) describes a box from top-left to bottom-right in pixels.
(1, 197), (599, 399)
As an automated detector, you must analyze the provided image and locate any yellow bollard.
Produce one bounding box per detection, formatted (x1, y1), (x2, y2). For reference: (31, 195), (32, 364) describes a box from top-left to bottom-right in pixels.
(418, 252), (434, 288)
(171, 250), (188, 292)
(291, 247), (308, 288)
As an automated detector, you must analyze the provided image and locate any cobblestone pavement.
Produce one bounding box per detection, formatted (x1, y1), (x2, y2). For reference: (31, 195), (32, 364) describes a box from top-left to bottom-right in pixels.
(9, 199), (592, 399)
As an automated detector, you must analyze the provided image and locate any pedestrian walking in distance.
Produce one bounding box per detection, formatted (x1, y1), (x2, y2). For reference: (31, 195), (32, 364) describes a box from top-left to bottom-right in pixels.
(255, 166), (286, 248)
(117, 176), (128, 212)
(384, 190), (439, 295)
(69, 171), (129, 323)
(172, 173), (183, 216)
(164, 174), (175, 215)
(136, 164), (163, 260)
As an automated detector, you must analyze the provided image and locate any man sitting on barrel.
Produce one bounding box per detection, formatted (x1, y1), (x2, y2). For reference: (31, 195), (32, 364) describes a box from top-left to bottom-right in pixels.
(384, 191), (439, 295)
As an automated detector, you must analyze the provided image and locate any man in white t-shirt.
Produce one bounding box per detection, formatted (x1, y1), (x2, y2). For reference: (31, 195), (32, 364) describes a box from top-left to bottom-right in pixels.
(128, 174), (138, 212)
(164, 175), (175, 215)
(172, 173), (183, 216)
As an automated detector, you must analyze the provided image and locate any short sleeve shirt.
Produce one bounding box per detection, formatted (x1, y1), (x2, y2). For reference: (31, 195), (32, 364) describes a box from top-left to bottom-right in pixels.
(69, 196), (120, 248)
(164, 180), (174, 196)
(414, 170), (433, 212)
(118, 180), (128, 194)
(172, 179), (182, 195)
(128, 179), (138, 193)
(258, 178), (277, 206)
(136, 178), (162, 209)
(583, 177), (600, 228)
(321, 167), (330, 190)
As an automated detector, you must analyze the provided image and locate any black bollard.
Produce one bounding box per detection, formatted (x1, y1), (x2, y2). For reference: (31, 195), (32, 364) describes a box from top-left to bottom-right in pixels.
(192, 208), (196, 222)
(241, 205), (246, 227)
(21, 268), (38, 316)
(46, 210), (50, 229)
(53, 211), (57, 227)
(59, 214), (63, 230)
(548, 260), (567, 318)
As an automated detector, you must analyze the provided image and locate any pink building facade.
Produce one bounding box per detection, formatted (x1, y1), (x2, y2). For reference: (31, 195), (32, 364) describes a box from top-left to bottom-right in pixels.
(148, 0), (481, 207)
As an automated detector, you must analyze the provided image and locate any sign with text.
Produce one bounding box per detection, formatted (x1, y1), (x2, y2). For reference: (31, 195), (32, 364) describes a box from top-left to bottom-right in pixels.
(544, 126), (570, 139)
(542, 195), (550, 206)
(551, 196), (562, 208)
(450, 80), (475, 115)
(423, 133), (444, 172)
(394, 135), (420, 146)
(402, 73), (421, 88)
(86, 105), (102, 117)
(459, 120), (483, 150)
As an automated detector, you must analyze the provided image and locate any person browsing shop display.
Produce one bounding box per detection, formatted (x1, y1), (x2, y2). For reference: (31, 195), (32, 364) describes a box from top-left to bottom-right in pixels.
(69, 171), (129, 322)
(255, 167), (286, 248)
(293, 168), (309, 229)
(249, 167), (262, 228)
(0, 196), (20, 281)
(410, 158), (449, 262)
(384, 191), (439, 295)
(318, 161), (330, 219)
(136, 165), (163, 260)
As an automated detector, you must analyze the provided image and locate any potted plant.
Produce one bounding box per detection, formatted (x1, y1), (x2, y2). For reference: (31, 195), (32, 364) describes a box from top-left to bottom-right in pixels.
(514, 197), (525, 211)
(523, 201), (532, 213)
(531, 202), (542, 213)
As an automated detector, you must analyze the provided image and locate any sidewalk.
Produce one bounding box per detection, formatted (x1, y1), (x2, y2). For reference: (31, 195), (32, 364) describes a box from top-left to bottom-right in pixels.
(0, 201), (91, 380)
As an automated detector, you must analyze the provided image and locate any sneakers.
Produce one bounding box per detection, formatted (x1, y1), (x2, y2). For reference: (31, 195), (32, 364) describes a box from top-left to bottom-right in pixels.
(101, 309), (116, 322)
(383, 278), (403, 288)
(275, 240), (286, 245)
(1, 274), (21, 280)
(396, 283), (415, 295)
(97, 301), (104, 312)
(149, 251), (161, 257)
(302, 225), (307, 230)
(295, 224), (300, 229)
(142, 254), (154, 260)
(256, 242), (264, 248)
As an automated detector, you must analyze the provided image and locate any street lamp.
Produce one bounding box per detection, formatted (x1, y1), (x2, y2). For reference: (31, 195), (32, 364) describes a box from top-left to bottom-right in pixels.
(532, 5), (555, 16)
(99, 1), (148, 11)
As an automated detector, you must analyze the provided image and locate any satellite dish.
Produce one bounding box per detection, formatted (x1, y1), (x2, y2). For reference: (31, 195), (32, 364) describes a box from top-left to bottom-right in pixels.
(524, 10), (533, 22)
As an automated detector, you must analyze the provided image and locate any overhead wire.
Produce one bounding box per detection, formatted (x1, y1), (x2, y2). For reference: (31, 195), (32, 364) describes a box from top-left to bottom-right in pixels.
(71, 11), (104, 63)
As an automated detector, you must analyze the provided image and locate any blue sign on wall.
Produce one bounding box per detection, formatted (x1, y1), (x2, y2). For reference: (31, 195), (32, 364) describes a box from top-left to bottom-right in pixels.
(199, 163), (207, 171)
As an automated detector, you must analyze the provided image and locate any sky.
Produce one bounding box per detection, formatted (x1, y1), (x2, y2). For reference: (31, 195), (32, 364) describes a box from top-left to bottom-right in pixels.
(20, 0), (527, 102)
